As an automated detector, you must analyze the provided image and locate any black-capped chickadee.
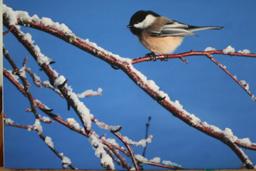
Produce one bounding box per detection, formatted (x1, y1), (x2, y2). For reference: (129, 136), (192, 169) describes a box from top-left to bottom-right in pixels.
(128, 10), (223, 54)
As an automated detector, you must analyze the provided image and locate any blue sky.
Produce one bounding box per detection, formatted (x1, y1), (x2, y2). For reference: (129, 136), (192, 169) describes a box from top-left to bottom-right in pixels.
(3, 0), (256, 169)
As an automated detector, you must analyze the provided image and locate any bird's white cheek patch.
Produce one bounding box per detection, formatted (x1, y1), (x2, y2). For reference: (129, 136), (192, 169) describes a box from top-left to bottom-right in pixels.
(134, 15), (156, 29)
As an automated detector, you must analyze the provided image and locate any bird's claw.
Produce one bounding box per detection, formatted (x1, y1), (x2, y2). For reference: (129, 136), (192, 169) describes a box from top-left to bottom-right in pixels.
(146, 52), (157, 61)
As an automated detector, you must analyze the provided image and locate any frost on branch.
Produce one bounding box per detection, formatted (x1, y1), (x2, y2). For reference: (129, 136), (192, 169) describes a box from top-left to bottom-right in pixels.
(45, 136), (54, 148)
(135, 154), (182, 168)
(3, 4), (73, 34)
(4, 118), (14, 125)
(240, 80), (250, 91)
(204, 46), (216, 51)
(89, 133), (115, 170)
(66, 118), (81, 130)
(162, 160), (182, 168)
(59, 153), (72, 169)
(77, 88), (103, 98)
(224, 128), (238, 142)
(33, 119), (43, 134)
(238, 49), (251, 54)
(66, 90), (93, 130)
(123, 135), (153, 147)
(240, 138), (252, 146)
(149, 157), (161, 163)
(223, 45), (235, 54)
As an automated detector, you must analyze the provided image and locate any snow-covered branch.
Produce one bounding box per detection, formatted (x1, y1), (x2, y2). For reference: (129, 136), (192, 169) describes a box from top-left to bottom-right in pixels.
(3, 4), (256, 169)
(3, 114), (75, 169)
(3, 44), (181, 170)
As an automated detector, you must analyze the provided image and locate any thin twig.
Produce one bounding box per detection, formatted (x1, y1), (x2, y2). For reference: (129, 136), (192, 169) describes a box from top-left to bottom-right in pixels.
(206, 54), (255, 100)
(142, 116), (151, 157)
(114, 132), (140, 170)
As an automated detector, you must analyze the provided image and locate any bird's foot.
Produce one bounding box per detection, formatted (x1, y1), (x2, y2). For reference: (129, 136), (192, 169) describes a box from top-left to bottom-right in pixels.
(146, 52), (158, 61)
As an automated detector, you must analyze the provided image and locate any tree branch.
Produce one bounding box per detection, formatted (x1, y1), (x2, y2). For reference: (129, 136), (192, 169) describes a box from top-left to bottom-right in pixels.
(3, 5), (256, 169)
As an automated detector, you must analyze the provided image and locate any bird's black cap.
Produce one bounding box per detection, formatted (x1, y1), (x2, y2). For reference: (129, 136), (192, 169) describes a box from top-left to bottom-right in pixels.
(128, 10), (160, 35)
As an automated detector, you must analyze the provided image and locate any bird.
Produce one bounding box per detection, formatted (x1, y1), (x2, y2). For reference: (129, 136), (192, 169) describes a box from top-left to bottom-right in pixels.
(128, 10), (223, 55)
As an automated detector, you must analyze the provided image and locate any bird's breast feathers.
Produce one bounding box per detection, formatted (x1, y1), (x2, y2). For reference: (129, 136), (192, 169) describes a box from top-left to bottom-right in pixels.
(140, 33), (183, 54)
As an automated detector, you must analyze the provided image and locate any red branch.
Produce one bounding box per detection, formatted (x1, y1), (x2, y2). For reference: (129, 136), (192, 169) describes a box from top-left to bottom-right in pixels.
(132, 50), (256, 64)
(114, 132), (140, 170)
(206, 54), (255, 99)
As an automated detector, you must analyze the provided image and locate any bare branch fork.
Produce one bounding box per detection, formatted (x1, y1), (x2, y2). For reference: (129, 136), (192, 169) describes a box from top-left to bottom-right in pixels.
(3, 4), (256, 169)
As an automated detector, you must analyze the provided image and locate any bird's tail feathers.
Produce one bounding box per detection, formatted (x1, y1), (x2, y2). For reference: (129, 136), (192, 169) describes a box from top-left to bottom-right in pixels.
(189, 26), (223, 32)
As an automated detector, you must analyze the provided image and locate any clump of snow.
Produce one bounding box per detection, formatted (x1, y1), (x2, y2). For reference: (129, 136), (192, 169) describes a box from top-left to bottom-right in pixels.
(31, 14), (40, 22)
(43, 80), (53, 87)
(209, 124), (222, 133)
(30, 70), (41, 85)
(19, 66), (26, 78)
(204, 47), (216, 51)
(94, 119), (108, 129)
(150, 157), (161, 163)
(238, 49), (251, 54)
(42, 81), (61, 94)
(45, 136), (54, 148)
(34, 45), (51, 65)
(135, 154), (148, 163)
(94, 118), (121, 132)
(162, 160), (182, 167)
(147, 80), (160, 91)
(251, 95), (256, 101)
(4, 118), (14, 125)
(66, 118), (81, 130)
(239, 80), (249, 91)
(89, 133), (115, 169)
(33, 119), (43, 134)
(34, 99), (51, 110)
(41, 17), (53, 26)
(77, 88), (103, 98)
(218, 63), (227, 69)
(6, 70), (19, 82)
(223, 128), (238, 142)
(41, 116), (51, 122)
(27, 126), (33, 132)
(189, 113), (201, 126)
(239, 138), (252, 146)
(128, 64), (171, 102)
(3, 4), (17, 25)
(223, 45), (235, 54)
(16, 10), (30, 21)
(67, 91), (93, 130)
(102, 137), (119, 147)
(22, 33), (34, 43)
(40, 17), (73, 34)
(3, 4), (73, 34)
(84, 38), (131, 64)
(123, 135), (153, 147)
(77, 104), (92, 129)
(62, 155), (72, 168)
(201, 121), (222, 133)
(173, 100), (183, 110)
(54, 75), (66, 87)
(109, 125), (122, 132)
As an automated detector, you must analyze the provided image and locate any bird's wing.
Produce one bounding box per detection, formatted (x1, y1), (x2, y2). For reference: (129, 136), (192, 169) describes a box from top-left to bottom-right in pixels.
(150, 20), (194, 37)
